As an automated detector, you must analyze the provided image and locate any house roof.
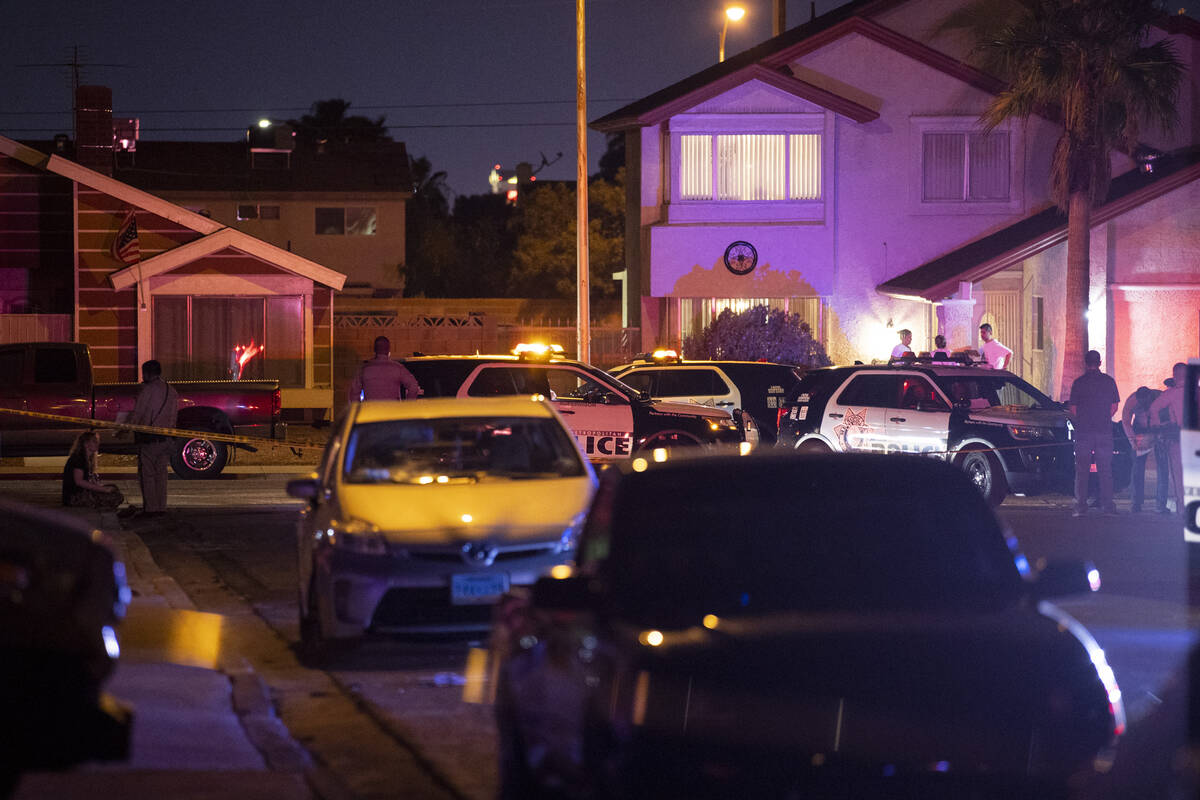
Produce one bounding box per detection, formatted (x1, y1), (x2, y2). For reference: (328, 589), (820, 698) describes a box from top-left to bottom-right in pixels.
(876, 147), (1200, 302)
(0, 134), (347, 290)
(23, 138), (413, 194)
(109, 227), (346, 291)
(590, 0), (1006, 132)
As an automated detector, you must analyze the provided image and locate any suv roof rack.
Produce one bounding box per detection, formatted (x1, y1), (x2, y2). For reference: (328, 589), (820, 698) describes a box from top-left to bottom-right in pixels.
(886, 350), (985, 367)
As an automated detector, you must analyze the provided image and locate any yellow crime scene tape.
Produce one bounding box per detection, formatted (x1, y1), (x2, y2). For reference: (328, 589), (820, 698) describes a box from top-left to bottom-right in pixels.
(0, 406), (327, 452)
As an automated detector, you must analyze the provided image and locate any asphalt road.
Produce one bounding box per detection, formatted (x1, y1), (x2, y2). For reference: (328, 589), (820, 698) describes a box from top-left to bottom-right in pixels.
(1, 474), (1195, 799)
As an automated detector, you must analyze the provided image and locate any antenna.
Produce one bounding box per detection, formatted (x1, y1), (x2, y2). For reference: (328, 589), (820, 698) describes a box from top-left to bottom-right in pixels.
(17, 46), (131, 140)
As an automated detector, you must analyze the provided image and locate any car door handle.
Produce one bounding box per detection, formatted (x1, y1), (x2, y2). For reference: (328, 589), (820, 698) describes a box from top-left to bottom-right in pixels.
(716, 401), (734, 407)
(828, 413), (843, 419)
(890, 417), (907, 423)
(558, 408), (576, 415)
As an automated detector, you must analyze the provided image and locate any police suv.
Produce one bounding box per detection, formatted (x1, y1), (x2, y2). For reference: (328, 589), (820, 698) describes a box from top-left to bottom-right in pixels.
(400, 345), (750, 462)
(777, 357), (1130, 505)
(609, 351), (804, 445)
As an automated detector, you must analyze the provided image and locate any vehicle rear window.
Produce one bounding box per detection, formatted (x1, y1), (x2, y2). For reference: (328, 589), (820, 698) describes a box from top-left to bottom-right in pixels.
(34, 349), (78, 384)
(342, 416), (585, 483)
(655, 369), (727, 397)
(401, 360), (478, 398)
(597, 461), (1019, 625)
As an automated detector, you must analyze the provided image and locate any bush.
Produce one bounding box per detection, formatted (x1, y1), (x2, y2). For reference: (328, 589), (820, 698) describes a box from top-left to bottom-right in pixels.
(682, 305), (831, 368)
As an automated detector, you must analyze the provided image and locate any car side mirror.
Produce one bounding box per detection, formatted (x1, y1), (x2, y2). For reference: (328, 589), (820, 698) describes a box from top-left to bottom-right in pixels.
(637, 390), (651, 402)
(1034, 559), (1100, 598)
(287, 478), (322, 501)
(1187, 501), (1200, 535)
(532, 575), (596, 611)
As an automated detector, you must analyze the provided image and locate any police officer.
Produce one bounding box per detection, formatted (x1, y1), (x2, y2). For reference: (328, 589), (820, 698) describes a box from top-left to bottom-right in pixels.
(347, 336), (421, 403)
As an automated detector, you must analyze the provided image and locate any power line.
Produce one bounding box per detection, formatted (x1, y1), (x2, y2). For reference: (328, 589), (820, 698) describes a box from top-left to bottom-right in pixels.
(0, 98), (638, 116)
(1, 121), (596, 134)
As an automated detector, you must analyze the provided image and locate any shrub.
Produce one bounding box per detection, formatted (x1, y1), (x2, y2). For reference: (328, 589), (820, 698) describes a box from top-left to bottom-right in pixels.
(682, 305), (831, 368)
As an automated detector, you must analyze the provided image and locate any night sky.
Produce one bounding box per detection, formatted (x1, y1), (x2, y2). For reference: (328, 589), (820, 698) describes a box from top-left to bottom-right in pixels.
(2, 0), (1196, 199)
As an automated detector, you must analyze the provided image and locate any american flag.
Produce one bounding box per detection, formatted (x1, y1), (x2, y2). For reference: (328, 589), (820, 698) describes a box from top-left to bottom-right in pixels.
(111, 209), (140, 263)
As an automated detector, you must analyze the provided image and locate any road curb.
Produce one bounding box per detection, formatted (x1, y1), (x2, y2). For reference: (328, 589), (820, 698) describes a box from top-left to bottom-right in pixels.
(114, 522), (344, 800)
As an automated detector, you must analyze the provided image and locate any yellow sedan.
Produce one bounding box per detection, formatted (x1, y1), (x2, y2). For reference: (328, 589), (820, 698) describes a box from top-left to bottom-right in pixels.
(287, 396), (596, 662)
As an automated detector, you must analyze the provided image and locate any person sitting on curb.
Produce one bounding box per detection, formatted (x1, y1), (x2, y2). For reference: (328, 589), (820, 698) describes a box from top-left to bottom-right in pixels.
(62, 430), (124, 510)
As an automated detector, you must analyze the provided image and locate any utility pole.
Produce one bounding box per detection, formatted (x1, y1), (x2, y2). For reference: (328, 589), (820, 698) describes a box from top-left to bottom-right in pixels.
(575, 0), (591, 363)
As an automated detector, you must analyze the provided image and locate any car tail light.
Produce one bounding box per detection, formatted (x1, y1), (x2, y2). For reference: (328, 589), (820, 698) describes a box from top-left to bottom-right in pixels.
(776, 404), (786, 430)
(271, 389), (281, 418)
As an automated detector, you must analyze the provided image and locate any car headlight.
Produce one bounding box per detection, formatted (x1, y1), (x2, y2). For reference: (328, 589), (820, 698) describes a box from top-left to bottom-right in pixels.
(557, 512), (587, 554)
(1008, 425), (1054, 441)
(708, 417), (739, 432)
(324, 518), (389, 555)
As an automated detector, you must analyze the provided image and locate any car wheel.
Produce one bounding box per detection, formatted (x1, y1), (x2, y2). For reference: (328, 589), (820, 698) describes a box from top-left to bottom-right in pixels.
(795, 439), (831, 454)
(298, 581), (332, 667)
(960, 448), (1008, 506)
(170, 435), (229, 479)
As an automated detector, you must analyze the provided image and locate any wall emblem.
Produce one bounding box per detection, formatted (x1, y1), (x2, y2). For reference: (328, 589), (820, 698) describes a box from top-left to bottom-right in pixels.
(723, 241), (758, 275)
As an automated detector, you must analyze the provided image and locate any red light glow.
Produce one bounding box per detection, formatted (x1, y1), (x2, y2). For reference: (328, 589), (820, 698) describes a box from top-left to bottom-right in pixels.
(231, 341), (264, 380)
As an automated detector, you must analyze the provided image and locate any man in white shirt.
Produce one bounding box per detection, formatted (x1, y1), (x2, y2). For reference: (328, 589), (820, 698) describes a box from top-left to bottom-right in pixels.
(891, 329), (914, 359)
(979, 323), (1013, 370)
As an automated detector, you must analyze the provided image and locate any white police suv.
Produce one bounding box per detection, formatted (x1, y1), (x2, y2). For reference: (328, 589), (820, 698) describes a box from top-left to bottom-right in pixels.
(777, 358), (1131, 505)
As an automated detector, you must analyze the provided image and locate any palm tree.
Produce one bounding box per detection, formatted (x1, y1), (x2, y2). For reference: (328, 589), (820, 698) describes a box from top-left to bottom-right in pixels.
(288, 99), (390, 147)
(943, 0), (1182, 389)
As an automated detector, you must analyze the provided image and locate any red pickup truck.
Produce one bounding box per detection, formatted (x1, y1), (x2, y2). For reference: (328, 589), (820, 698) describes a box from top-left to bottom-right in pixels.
(0, 341), (283, 478)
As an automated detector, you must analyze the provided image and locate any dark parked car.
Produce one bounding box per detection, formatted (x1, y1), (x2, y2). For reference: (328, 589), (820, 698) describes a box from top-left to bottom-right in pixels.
(493, 452), (1124, 799)
(0, 499), (132, 796)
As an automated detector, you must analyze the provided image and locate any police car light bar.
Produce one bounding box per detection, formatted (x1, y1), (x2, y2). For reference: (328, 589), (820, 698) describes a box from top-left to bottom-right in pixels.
(651, 349), (679, 362)
(513, 342), (564, 360)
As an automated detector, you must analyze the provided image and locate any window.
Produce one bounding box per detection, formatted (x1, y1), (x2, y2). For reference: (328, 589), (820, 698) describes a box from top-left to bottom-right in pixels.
(152, 296), (306, 387)
(0, 350), (24, 385)
(34, 349), (77, 384)
(238, 204), (281, 221)
(1032, 296), (1044, 351)
(656, 369), (728, 397)
(922, 131), (1009, 202)
(680, 133), (821, 201)
(315, 207), (377, 235)
(837, 374), (901, 408)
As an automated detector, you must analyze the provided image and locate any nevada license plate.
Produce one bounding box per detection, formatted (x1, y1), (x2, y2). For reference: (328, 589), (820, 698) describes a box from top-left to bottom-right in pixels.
(451, 573), (509, 605)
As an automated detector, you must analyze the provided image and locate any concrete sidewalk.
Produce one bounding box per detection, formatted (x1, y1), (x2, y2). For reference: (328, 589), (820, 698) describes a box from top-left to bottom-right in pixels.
(10, 507), (318, 800)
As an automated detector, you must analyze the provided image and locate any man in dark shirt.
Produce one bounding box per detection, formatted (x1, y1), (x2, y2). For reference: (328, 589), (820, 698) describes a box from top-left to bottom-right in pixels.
(1068, 350), (1121, 517)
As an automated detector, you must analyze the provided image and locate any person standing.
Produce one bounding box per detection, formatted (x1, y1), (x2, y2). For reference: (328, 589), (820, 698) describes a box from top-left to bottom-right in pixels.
(1149, 362), (1187, 517)
(931, 334), (951, 360)
(347, 335), (421, 403)
(121, 360), (179, 519)
(1068, 350), (1120, 517)
(978, 323), (1014, 370)
(62, 430), (123, 509)
(1121, 386), (1168, 513)
(891, 329), (914, 359)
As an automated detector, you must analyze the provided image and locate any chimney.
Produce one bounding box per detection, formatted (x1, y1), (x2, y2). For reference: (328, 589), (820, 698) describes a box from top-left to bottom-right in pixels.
(75, 86), (114, 176)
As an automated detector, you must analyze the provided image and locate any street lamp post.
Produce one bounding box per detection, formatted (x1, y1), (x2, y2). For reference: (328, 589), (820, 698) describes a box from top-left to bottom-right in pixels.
(576, 0), (590, 364)
(719, 5), (746, 63)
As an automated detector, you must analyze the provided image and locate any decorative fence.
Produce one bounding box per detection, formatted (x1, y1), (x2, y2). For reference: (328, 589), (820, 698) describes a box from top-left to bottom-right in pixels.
(0, 314), (72, 344)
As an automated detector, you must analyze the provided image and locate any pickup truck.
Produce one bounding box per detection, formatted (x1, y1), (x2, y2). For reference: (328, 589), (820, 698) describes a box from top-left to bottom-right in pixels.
(0, 341), (283, 478)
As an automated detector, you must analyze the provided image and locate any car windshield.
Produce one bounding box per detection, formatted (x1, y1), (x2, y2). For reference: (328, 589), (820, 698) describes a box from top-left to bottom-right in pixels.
(597, 463), (1021, 625)
(341, 417), (586, 484)
(934, 374), (1057, 410)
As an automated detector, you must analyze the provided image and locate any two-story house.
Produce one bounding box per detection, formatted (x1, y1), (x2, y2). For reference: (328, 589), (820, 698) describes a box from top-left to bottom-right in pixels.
(594, 0), (1199, 398)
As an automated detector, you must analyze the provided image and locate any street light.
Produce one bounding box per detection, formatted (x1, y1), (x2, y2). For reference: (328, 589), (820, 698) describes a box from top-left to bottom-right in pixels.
(719, 5), (746, 63)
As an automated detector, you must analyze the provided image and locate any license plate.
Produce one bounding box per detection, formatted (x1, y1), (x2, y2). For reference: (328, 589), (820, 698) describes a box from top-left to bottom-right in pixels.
(451, 573), (509, 605)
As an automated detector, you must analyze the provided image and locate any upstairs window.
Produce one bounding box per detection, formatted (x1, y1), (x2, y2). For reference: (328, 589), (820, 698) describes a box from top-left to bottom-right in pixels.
(316, 207), (377, 235)
(922, 131), (1009, 202)
(237, 204), (281, 221)
(680, 133), (821, 202)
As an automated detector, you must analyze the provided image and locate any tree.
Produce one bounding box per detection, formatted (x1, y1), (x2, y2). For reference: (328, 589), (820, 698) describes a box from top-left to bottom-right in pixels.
(287, 99), (390, 147)
(683, 305), (831, 368)
(942, 0), (1182, 388)
(509, 170), (625, 301)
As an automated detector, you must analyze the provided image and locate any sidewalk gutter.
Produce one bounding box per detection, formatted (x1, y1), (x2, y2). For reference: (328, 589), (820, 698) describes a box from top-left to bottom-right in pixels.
(19, 506), (333, 800)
